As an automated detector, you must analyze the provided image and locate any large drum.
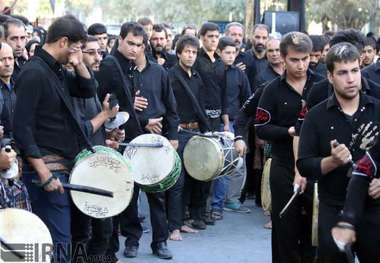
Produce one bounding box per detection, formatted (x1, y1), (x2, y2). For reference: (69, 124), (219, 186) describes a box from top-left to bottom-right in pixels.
(123, 134), (181, 192)
(0, 208), (53, 263)
(183, 132), (242, 181)
(70, 146), (134, 218)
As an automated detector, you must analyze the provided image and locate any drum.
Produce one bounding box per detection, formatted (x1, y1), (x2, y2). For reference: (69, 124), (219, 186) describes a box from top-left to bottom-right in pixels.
(312, 182), (319, 247)
(0, 208), (53, 263)
(261, 158), (272, 212)
(70, 145), (134, 218)
(183, 132), (242, 181)
(123, 134), (181, 192)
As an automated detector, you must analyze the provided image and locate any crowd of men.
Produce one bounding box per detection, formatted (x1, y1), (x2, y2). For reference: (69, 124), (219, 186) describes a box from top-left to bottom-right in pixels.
(0, 11), (380, 263)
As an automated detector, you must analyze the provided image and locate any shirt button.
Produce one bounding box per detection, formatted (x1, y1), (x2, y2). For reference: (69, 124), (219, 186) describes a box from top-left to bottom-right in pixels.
(330, 126), (334, 130)
(354, 118), (358, 122)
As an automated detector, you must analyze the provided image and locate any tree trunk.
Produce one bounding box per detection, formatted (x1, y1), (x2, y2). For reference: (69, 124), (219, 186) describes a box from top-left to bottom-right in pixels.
(245, 0), (254, 41)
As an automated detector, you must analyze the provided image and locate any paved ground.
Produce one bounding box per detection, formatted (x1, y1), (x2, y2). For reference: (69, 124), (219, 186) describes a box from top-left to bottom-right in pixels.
(116, 199), (271, 263)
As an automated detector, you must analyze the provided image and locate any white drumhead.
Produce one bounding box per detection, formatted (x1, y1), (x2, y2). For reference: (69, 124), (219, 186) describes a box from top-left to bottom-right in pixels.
(123, 134), (175, 186)
(0, 208), (53, 262)
(183, 136), (224, 181)
(70, 150), (134, 219)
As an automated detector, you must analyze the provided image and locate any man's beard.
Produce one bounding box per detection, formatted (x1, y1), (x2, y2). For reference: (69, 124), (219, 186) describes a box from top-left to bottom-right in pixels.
(254, 44), (265, 53)
(309, 62), (318, 70)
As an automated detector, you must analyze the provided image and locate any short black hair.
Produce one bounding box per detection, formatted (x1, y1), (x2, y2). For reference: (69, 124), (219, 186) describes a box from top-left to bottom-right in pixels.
(181, 25), (197, 36)
(82, 35), (98, 49)
(363, 36), (376, 49)
(88, 23), (107, 35)
(137, 17), (153, 26)
(199, 22), (220, 36)
(326, 42), (360, 73)
(309, 35), (325, 52)
(176, 35), (199, 55)
(217, 36), (237, 51)
(46, 15), (87, 44)
(253, 24), (270, 35)
(280, 32), (312, 57)
(3, 18), (25, 39)
(119, 22), (148, 45)
(152, 24), (168, 39)
(329, 29), (365, 52)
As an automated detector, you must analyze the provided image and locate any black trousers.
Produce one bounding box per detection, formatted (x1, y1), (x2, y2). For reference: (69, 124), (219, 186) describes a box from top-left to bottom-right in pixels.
(108, 184), (168, 253)
(270, 158), (315, 263)
(166, 169), (185, 232)
(318, 202), (380, 263)
(71, 204), (112, 263)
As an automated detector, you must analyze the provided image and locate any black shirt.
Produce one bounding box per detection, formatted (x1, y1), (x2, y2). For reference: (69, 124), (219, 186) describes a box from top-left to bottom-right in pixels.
(297, 94), (380, 206)
(96, 50), (143, 141)
(362, 61), (380, 85)
(168, 64), (210, 132)
(131, 58), (179, 140)
(306, 77), (380, 109)
(234, 51), (255, 90)
(193, 48), (225, 115)
(255, 70), (324, 162)
(150, 49), (177, 70)
(12, 57), (27, 82)
(216, 64), (251, 120)
(13, 47), (96, 160)
(246, 49), (268, 80)
(253, 63), (281, 91)
(0, 80), (16, 131)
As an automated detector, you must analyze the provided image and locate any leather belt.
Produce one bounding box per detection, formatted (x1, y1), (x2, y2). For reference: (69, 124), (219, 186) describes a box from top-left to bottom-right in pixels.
(42, 155), (69, 172)
(180, 122), (199, 129)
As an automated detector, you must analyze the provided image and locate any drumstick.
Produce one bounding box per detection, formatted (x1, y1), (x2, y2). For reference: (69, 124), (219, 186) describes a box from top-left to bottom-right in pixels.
(0, 236), (25, 259)
(178, 127), (218, 138)
(32, 180), (114, 198)
(279, 184), (301, 218)
(119, 142), (164, 148)
(344, 243), (355, 263)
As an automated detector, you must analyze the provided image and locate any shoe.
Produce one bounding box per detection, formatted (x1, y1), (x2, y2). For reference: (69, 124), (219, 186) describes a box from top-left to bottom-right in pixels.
(191, 219), (207, 230)
(152, 242), (173, 259)
(223, 202), (251, 213)
(123, 245), (138, 258)
(211, 210), (223, 220)
(203, 213), (216, 225)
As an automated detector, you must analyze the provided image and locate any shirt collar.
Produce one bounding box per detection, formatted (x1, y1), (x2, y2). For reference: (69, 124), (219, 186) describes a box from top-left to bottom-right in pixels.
(326, 92), (375, 110)
(175, 63), (198, 79)
(199, 48), (219, 61)
(35, 46), (62, 74)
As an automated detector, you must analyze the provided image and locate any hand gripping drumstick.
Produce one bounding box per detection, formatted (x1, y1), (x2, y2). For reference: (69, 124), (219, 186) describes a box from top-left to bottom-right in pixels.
(279, 184), (301, 218)
(32, 180), (114, 198)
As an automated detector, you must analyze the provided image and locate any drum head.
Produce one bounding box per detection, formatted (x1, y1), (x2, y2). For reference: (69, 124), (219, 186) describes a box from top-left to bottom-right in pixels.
(0, 208), (53, 262)
(70, 146), (134, 219)
(183, 136), (224, 181)
(123, 134), (176, 186)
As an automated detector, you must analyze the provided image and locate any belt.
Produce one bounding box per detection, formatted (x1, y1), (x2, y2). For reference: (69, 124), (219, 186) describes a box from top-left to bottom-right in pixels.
(180, 122), (199, 129)
(42, 155), (69, 172)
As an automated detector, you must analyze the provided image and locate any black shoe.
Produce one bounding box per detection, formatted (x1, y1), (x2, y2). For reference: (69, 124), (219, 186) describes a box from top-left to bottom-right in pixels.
(203, 213), (216, 225)
(191, 219), (207, 230)
(152, 242), (173, 259)
(123, 245), (138, 258)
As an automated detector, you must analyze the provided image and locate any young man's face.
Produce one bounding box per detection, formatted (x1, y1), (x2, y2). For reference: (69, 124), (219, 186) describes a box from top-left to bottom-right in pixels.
(252, 28), (268, 53)
(309, 51), (322, 69)
(118, 33), (145, 60)
(201, 30), (220, 52)
(283, 48), (310, 79)
(178, 45), (198, 69)
(361, 45), (376, 67)
(218, 46), (237, 66)
(266, 39), (281, 65)
(328, 59), (361, 100)
(150, 30), (167, 53)
(225, 26), (244, 48)
(94, 33), (108, 51)
(82, 41), (102, 71)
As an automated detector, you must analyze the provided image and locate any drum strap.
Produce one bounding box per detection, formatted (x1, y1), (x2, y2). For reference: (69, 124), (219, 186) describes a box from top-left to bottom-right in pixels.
(173, 74), (211, 131)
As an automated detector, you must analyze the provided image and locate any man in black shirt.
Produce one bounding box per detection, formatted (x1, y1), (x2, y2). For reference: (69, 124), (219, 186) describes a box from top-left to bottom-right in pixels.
(3, 18), (27, 81)
(246, 24), (269, 80)
(193, 22), (225, 131)
(306, 29), (380, 109)
(150, 24), (177, 70)
(361, 36), (377, 68)
(249, 32), (323, 263)
(88, 23), (109, 57)
(13, 15), (96, 263)
(309, 35), (327, 77)
(168, 35), (211, 240)
(297, 42), (380, 263)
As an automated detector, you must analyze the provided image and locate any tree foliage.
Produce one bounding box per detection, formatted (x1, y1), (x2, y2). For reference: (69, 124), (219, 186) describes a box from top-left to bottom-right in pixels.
(307, 0), (379, 30)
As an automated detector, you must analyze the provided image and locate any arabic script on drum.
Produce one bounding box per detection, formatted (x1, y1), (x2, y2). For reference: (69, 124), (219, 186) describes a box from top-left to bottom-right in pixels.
(88, 155), (122, 173)
(84, 202), (109, 217)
